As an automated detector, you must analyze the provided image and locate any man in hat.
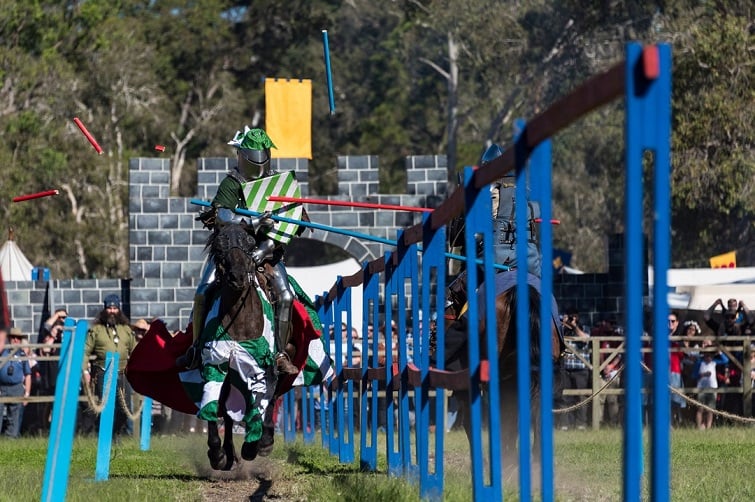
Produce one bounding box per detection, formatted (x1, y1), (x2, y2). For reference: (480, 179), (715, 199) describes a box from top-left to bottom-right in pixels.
(82, 294), (136, 437)
(192, 126), (305, 375)
(0, 326), (32, 437)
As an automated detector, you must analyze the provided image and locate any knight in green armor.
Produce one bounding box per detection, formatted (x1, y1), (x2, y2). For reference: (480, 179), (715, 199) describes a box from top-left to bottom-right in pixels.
(193, 127), (300, 375)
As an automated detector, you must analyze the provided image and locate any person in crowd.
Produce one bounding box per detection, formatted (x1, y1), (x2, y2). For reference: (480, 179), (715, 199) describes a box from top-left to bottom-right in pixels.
(558, 307), (591, 430)
(38, 308), (67, 343)
(693, 339), (728, 430)
(0, 327), (32, 438)
(704, 298), (751, 342)
(593, 315), (622, 427)
(131, 318), (150, 343)
(704, 298), (750, 417)
(25, 324), (62, 434)
(680, 320), (702, 383)
(668, 311), (687, 427)
(82, 294), (137, 437)
(679, 320), (702, 423)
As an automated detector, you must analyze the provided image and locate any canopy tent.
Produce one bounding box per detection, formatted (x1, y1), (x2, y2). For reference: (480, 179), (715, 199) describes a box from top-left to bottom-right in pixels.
(649, 266), (755, 310)
(0, 228), (34, 282)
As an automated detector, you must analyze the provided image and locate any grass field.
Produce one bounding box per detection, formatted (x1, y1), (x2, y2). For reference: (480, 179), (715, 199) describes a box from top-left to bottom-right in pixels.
(2, 427), (754, 501)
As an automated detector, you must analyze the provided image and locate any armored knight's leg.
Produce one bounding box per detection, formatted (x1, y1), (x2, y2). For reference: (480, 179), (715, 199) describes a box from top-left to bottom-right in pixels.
(178, 256), (216, 369)
(269, 262), (298, 375)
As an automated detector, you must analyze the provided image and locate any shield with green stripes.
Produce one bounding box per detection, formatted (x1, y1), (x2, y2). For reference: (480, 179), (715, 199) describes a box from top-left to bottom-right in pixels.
(242, 171), (302, 244)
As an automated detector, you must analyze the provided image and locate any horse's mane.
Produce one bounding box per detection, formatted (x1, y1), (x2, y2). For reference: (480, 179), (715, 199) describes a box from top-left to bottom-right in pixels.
(501, 285), (543, 364)
(206, 222), (256, 264)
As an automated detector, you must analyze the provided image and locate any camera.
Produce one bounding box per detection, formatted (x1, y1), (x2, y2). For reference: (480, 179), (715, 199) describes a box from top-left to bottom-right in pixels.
(7, 364), (14, 376)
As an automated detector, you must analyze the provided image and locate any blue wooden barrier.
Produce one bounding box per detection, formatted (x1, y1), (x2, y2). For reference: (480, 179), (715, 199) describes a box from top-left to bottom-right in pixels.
(42, 318), (88, 502)
(94, 352), (119, 481)
(279, 41), (672, 502)
(140, 396), (153, 451)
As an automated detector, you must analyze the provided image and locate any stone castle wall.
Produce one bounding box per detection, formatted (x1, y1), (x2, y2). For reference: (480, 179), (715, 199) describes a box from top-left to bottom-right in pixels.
(4, 154), (448, 334)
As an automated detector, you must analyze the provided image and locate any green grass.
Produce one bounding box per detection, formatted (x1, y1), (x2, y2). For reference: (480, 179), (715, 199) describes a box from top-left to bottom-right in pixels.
(2, 427), (754, 501)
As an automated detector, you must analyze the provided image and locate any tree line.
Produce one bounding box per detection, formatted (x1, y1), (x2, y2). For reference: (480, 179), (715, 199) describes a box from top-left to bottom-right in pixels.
(0, 0), (752, 278)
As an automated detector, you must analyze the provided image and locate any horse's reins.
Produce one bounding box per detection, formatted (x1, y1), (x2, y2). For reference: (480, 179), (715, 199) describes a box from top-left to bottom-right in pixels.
(215, 236), (258, 331)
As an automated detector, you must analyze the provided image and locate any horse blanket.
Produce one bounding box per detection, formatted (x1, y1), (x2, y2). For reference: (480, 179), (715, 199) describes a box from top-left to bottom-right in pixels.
(126, 277), (333, 442)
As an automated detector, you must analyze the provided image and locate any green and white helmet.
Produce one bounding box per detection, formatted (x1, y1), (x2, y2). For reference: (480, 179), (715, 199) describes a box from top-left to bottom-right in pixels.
(228, 126), (277, 179)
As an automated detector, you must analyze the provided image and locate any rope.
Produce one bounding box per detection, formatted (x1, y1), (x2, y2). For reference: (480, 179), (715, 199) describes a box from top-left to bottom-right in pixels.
(640, 361), (755, 425)
(118, 387), (144, 420)
(553, 366), (624, 414)
(81, 369), (115, 414)
(81, 369), (144, 419)
(553, 362), (755, 425)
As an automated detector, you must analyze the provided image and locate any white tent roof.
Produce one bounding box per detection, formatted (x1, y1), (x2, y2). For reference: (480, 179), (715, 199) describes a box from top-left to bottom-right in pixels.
(0, 229), (34, 281)
(288, 258), (363, 337)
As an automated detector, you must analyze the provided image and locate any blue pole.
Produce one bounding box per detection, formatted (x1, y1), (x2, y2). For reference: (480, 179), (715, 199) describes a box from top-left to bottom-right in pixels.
(189, 199), (509, 271)
(623, 42), (645, 500)
(95, 352), (120, 482)
(140, 397), (152, 451)
(648, 44), (673, 502)
(322, 30), (336, 114)
(532, 132), (555, 502)
(42, 318), (89, 502)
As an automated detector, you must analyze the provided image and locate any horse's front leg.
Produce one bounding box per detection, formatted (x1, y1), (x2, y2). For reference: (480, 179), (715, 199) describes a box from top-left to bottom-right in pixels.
(258, 396), (276, 457)
(207, 420), (234, 471)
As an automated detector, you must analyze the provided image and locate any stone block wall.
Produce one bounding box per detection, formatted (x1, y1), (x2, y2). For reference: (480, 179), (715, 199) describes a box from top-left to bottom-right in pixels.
(553, 234), (648, 329)
(5, 153), (448, 334)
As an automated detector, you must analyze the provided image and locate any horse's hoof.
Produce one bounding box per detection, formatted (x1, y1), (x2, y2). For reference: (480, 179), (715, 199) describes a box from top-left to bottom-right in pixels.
(258, 427), (275, 457)
(208, 448), (226, 471)
(241, 440), (259, 461)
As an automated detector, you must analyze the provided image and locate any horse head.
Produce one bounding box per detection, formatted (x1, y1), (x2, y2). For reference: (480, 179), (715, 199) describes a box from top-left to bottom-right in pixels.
(208, 219), (257, 292)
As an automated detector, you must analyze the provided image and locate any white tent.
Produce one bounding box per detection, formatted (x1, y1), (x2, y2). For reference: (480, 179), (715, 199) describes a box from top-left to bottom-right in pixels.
(0, 228), (34, 281)
(649, 266), (755, 310)
(288, 258), (363, 337)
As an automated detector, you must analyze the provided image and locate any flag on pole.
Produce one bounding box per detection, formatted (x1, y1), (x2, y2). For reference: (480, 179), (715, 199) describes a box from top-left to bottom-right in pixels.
(710, 250), (736, 268)
(242, 172), (303, 245)
(265, 78), (312, 159)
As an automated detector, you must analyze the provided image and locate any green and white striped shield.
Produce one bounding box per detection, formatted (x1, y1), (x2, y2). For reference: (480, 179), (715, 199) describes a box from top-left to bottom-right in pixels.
(242, 171), (302, 245)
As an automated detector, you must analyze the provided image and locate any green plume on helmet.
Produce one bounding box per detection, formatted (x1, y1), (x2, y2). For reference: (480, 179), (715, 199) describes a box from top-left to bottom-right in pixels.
(228, 126), (276, 150)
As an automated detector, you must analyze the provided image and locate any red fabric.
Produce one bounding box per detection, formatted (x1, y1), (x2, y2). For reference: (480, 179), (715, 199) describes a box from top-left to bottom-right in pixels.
(125, 320), (198, 414)
(274, 299), (323, 396)
(126, 298), (323, 413)
(670, 342), (684, 374)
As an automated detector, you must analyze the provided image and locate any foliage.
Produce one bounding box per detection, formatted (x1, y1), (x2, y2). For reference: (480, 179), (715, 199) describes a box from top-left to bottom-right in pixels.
(0, 0), (752, 276)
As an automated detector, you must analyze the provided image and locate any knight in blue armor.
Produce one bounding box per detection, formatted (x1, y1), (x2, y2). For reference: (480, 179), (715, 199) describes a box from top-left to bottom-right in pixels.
(482, 143), (542, 278)
(446, 143), (543, 308)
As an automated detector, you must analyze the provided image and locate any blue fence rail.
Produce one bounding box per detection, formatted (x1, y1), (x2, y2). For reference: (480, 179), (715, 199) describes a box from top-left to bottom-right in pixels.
(279, 42), (672, 502)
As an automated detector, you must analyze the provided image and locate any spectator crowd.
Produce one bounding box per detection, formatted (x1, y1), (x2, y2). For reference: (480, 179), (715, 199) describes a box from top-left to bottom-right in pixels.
(2, 294), (754, 439)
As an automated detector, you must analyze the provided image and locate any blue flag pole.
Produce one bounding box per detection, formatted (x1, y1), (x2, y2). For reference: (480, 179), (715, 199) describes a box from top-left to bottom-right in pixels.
(322, 30), (336, 115)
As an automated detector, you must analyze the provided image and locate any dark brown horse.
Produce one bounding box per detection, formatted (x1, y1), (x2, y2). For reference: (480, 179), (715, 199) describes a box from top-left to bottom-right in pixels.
(441, 270), (564, 470)
(201, 221), (278, 470)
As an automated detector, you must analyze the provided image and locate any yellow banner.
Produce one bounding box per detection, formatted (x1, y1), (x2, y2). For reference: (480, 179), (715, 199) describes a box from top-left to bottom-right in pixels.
(710, 251), (736, 268)
(264, 78), (312, 159)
